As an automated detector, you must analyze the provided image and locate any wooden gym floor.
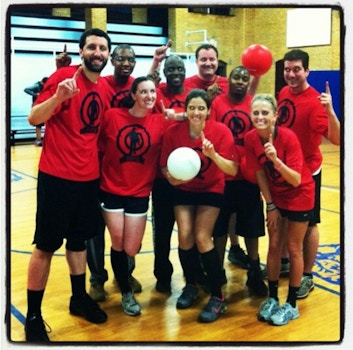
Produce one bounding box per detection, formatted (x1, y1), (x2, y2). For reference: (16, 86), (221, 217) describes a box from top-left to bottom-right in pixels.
(7, 139), (342, 346)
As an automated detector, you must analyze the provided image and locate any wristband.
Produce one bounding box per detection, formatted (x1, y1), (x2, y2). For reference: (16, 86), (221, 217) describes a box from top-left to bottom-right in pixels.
(266, 202), (277, 211)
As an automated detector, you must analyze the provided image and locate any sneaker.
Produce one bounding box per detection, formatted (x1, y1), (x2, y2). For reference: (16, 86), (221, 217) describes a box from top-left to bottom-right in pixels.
(156, 280), (171, 293)
(270, 302), (300, 326)
(114, 276), (142, 294)
(122, 291), (141, 316)
(34, 140), (42, 147)
(297, 275), (314, 299)
(257, 297), (280, 322)
(69, 293), (107, 323)
(262, 262), (290, 279)
(228, 245), (250, 269)
(198, 296), (227, 323)
(89, 284), (108, 302)
(246, 267), (268, 297)
(129, 275), (142, 293)
(25, 313), (51, 342)
(176, 284), (199, 309)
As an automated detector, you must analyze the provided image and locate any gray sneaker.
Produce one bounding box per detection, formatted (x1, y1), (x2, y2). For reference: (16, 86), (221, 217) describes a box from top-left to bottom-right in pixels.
(122, 292), (141, 316)
(297, 275), (314, 299)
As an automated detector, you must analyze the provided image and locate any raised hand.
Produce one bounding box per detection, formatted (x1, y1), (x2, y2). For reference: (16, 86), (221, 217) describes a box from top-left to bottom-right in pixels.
(318, 81), (334, 114)
(263, 133), (277, 162)
(56, 44), (72, 69)
(55, 66), (81, 102)
(153, 39), (172, 64)
(160, 99), (177, 120)
(200, 131), (216, 158)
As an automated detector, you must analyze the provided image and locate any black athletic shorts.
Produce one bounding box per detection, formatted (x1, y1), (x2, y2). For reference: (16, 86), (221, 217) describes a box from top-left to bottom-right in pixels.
(33, 171), (100, 252)
(213, 180), (265, 238)
(173, 188), (223, 208)
(309, 171), (321, 226)
(99, 190), (149, 214)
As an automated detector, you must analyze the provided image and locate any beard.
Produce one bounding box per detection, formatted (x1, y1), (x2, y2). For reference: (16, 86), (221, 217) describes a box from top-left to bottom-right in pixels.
(83, 57), (108, 73)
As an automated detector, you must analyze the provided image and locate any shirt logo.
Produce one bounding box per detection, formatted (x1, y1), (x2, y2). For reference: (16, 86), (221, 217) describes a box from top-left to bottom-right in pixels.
(80, 92), (103, 134)
(116, 124), (150, 164)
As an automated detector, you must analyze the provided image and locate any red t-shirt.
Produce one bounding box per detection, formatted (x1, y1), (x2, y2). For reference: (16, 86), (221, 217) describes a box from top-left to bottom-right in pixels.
(99, 108), (168, 197)
(244, 127), (315, 211)
(184, 75), (229, 95)
(210, 93), (254, 182)
(35, 65), (109, 181)
(160, 120), (238, 194)
(277, 85), (329, 174)
(102, 75), (135, 108)
(154, 83), (192, 113)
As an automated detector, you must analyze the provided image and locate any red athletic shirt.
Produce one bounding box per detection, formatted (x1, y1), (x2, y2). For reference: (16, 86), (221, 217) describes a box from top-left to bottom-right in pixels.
(210, 93), (255, 182)
(102, 75), (135, 108)
(154, 82), (192, 113)
(277, 85), (329, 174)
(34, 65), (109, 181)
(99, 108), (168, 197)
(244, 127), (315, 211)
(160, 120), (238, 194)
(184, 75), (229, 95)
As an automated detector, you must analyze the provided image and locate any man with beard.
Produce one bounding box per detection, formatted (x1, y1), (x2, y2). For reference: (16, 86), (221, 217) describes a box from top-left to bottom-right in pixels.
(210, 65), (268, 297)
(24, 28), (111, 342)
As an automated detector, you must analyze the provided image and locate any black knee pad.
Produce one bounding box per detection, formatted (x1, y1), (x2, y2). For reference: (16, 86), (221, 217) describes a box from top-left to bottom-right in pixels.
(66, 238), (86, 252)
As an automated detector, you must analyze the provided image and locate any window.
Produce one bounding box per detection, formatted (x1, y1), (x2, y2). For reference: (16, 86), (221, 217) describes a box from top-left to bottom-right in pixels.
(188, 8), (234, 16)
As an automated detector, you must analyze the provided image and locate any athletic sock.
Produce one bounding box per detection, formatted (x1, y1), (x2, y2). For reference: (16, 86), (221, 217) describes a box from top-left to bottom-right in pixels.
(286, 285), (299, 307)
(70, 273), (86, 298)
(200, 248), (223, 298)
(27, 289), (44, 316)
(178, 245), (198, 285)
(111, 248), (131, 294)
(268, 280), (279, 301)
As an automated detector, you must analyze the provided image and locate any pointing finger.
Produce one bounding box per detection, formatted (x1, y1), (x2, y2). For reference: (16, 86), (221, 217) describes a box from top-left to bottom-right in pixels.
(325, 81), (331, 95)
(63, 44), (67, 53)
(72, 66), (82, 81)
(160, 100), (166, 113)
(268, 133), (273, 144)
(166, 39), (172, 48)
(200, 131), (205, 142)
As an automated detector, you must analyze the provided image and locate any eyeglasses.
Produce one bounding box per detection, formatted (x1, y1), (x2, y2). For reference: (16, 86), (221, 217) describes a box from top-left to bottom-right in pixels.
(114, 56), (135, 63)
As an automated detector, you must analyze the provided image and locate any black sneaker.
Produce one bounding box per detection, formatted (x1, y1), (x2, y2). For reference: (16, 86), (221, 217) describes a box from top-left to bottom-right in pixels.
(69, 293), (107, 324)
(176, 284), (199, 309)
(228, 245), (250, 269)
(156, 280), (171, 293)
(246, 267), (268, 297)
(198, 296), (227, 323)
(25, 313), (51, 342)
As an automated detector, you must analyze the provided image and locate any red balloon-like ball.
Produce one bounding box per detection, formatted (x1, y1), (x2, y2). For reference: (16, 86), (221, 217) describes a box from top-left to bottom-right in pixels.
(241, 44), (273, 77)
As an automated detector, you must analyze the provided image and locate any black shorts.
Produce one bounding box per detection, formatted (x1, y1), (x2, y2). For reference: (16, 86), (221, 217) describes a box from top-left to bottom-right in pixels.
(100, 190), (149, 214)
(213, 180), (265, 238)
(173, 188), (223, 208)
(33, 171), (100, 252)
(277, 207), (314, 223)
(309, 171), (321, 226)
